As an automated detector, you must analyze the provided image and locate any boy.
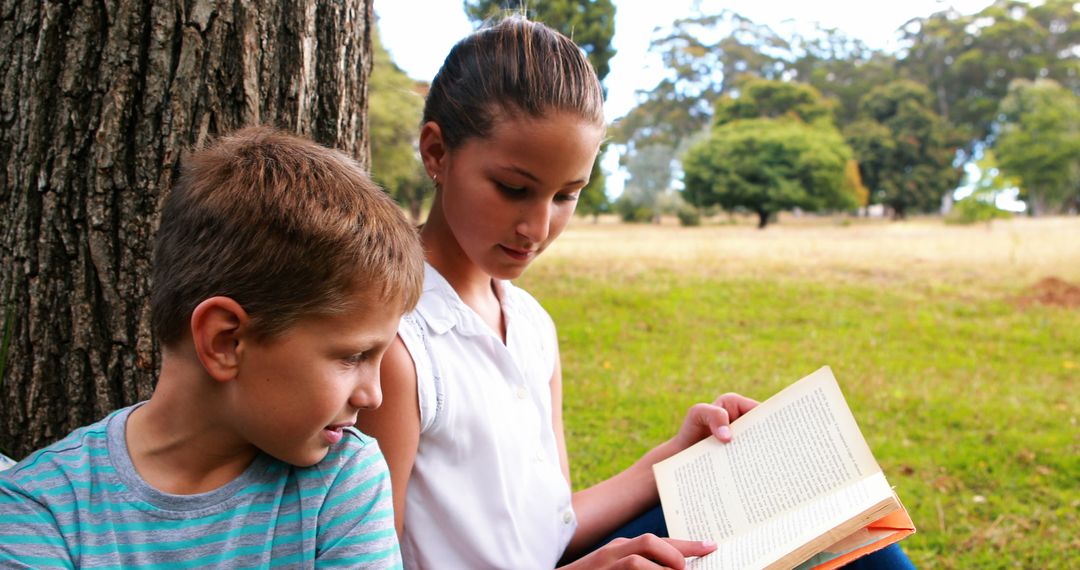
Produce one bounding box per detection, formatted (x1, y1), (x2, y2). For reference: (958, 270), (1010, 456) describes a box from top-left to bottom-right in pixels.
(0, 127), (424, 568)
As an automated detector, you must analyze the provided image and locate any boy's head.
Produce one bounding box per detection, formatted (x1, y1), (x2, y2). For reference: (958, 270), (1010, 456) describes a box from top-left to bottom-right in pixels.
(151, 127), (424, 350)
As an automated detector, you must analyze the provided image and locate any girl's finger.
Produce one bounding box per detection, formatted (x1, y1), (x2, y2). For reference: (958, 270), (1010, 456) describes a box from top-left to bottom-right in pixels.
(604, 534), (716, 569)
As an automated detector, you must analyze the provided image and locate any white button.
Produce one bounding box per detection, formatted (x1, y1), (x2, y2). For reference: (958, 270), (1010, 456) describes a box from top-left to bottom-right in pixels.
(562, 510), (573, 524)
(535, 450), (545, 463)
(516, 385), (528, 400)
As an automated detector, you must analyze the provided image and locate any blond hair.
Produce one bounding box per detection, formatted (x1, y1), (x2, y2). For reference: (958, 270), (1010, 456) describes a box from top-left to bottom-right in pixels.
(151, 127), (424, 346)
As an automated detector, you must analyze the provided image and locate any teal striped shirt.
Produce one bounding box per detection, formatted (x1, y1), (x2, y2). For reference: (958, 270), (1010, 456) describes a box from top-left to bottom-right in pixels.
(0, 405), (401, 568)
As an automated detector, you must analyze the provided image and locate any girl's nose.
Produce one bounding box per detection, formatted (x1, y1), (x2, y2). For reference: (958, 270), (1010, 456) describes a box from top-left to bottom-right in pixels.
(516, 201), (551, 244)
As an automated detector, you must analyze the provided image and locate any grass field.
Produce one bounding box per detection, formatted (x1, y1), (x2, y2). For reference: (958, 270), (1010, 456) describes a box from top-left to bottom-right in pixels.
(517, 215), (1080, 569)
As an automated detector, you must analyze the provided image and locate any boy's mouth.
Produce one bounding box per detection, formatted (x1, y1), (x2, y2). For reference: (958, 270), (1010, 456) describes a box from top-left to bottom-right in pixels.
(322, 422), (351, 445)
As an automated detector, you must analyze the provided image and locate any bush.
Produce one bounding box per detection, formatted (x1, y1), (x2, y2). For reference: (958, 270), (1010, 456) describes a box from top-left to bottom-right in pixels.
(946, 197), (1012, 225)
(621, 206), (654, 223)
(614, 195), (655, 223)
(677, 207), (701, 226)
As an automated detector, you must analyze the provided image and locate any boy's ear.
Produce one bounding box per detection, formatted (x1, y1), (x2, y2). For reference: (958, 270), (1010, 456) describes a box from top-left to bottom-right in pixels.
(189, 296), (250, 382)
(419, 121), (447, 179)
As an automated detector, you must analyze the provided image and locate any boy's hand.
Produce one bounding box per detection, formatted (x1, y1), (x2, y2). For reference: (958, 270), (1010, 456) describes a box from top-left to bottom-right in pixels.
(672, 393), (758, 450)
(559, 535), (716, 569)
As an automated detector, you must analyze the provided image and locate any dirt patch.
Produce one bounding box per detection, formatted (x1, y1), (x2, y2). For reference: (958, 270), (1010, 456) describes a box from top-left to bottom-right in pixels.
(1015, 277), (1080, 308)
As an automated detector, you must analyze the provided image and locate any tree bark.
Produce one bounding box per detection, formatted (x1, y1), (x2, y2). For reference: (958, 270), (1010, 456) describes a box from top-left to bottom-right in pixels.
(0, 0), (374, 459)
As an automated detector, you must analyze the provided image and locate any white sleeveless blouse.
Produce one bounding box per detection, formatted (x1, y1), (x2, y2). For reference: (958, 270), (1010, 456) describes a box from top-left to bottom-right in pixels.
(397, 264), (577, 569)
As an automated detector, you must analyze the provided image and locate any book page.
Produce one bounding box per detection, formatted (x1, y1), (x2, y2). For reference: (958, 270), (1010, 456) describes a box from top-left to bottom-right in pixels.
(655, 367), (887, 565)
(684, 473), (895, 570)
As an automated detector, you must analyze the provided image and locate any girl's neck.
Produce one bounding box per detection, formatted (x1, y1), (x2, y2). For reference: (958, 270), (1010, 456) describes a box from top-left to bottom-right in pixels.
(420, 203), (498, 306)
(421, 204), (506, 340)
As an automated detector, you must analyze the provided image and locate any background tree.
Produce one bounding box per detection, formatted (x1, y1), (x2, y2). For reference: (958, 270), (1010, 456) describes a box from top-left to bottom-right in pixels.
(616, 1), (1078, 215)
(993, 79), (1080, 215)
(615, 143), (677, 223)
(612, 10), (789, 155)
(0, 0), (375, 459)
(612, 12), (893, 215)
(465, 0), (616, 217)
(789, 31), (900, 130)
(615, 12), (893, 151)
(683, 118), (857, 228)
(899, 0), (1080, 149)
(575, 140), (612, 222)
(947, 150), (1016, 224)
(845, 80), (959, 218)
(680, 78), (856, 228)
(844, 159), (870, 210)
(370, 25), (428, 222)
(712, 78), (835, 126)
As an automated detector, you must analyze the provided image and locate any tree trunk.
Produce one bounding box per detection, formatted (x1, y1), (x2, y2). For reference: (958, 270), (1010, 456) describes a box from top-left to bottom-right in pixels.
(1027, 191), (1046, 217)
(408, 201), (423, 225)
(757, 210), (769, 229)
(0, 0), (374, 459)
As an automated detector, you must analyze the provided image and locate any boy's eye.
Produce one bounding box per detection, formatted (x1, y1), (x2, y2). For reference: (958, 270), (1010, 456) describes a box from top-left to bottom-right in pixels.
(343, 352), (368, 365)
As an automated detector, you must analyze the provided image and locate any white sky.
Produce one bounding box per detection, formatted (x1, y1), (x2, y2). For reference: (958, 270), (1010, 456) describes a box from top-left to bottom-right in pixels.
(375, 0), (995, 196)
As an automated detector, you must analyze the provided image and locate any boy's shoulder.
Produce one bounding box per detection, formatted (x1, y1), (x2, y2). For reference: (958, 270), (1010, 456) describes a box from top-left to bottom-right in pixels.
(324, 426), (379, 460)
(1, 409), (121, 490)
(0, 414), (399, 567)
(305, 426), (383, 479)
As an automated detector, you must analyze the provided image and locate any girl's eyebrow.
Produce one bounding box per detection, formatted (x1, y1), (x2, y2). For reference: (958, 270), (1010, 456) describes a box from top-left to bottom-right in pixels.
(502, 164), (587, 187)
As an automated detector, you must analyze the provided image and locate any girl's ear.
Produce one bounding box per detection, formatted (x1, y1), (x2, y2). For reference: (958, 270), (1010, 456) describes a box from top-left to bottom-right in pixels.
(189, 296), (250, 383)
(419, 121), (447, 179)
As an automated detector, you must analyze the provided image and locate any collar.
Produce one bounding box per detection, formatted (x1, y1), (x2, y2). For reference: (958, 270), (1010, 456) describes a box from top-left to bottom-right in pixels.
(415, 263), (518, 338)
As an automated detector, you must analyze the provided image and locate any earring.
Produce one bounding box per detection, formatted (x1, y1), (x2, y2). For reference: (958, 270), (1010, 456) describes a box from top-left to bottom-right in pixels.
(431, 173), (439, 186)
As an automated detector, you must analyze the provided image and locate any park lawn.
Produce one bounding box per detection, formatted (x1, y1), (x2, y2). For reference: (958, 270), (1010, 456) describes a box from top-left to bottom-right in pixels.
(517, 216), (1080, 569)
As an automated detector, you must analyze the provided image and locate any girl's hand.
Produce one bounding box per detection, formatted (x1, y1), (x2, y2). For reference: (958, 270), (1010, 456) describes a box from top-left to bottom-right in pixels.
(559, 535), (716, 569)
(671, 393), (759, 451)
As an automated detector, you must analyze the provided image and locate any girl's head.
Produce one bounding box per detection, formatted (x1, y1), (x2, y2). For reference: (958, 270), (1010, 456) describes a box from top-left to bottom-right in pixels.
(423, 16), (605, 149)
(420, 17), (606, 280)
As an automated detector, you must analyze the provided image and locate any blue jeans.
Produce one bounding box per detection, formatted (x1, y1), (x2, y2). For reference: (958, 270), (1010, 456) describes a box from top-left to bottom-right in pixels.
(579, 505), (915, 569)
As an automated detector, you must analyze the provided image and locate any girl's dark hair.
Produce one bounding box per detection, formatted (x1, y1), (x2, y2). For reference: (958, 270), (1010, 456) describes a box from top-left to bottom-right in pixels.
(423, 16), (604, 149)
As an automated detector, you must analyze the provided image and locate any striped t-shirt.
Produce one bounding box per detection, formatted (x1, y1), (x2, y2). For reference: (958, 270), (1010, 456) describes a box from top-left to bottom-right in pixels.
(0, 405), (401, 569)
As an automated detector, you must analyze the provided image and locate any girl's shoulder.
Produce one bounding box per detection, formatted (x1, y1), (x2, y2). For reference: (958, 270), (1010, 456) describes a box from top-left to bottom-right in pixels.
(499, 281), (557, 349)
(395, 310), (443, 434)
(500, 280), (549, 318)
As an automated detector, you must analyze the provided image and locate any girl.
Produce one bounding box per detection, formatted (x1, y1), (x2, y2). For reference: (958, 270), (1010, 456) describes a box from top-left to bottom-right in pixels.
(358, 16), (913, 570)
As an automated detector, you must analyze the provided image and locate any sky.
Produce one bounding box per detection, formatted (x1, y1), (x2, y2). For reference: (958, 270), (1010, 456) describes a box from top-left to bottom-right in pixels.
(375, 0), (996, 198)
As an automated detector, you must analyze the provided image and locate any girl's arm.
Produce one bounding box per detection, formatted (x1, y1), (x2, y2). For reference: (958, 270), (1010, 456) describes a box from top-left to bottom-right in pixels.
(552, 343), (757, 564)
(354, 336), (421, 538)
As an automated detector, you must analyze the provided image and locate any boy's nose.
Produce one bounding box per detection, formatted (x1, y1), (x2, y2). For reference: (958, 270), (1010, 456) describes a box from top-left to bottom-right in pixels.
(350, 375), (383, 410)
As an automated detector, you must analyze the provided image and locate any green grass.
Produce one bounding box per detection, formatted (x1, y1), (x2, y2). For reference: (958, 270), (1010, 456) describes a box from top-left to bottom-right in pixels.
(517, 220), (1080, 569)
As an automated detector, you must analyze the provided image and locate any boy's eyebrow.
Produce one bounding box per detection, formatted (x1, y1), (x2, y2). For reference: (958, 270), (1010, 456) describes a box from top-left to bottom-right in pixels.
(503, 165), (587, 188)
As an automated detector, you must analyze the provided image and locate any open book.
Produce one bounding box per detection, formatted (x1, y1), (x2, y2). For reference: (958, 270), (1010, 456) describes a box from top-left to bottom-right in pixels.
(653, 366), (915, 570)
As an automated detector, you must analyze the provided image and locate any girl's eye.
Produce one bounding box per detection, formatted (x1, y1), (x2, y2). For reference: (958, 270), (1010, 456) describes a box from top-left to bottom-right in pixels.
(496, 182), (527, 197)
(555, 192), (580, 203)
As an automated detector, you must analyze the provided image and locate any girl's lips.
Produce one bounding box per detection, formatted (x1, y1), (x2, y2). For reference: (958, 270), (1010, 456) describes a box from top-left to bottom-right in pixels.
(499, 244), (535, 261)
